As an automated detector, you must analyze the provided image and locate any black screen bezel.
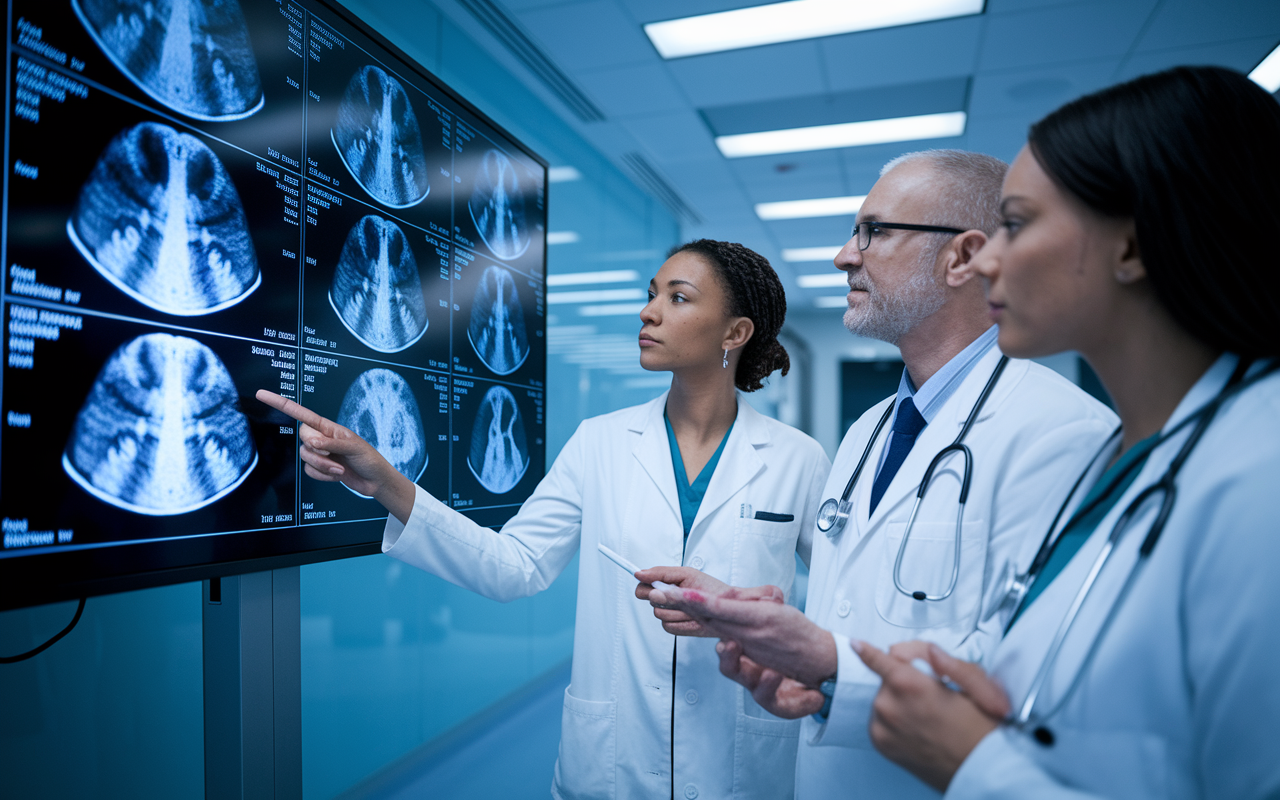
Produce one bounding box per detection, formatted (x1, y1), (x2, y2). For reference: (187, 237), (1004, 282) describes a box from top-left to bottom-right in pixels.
(0, 0), (549, 610)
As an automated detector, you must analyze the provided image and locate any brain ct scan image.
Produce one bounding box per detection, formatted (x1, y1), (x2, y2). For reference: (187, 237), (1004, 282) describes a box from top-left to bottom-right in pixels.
(468, 149), (530, 261)
(73, 0), (264, 121)
(331, 65), (430, 209)
(329, 215), (428, 353)
(468, 265), (529, 375)
(68, 122), (261, 317)
(336, 369), (427, 494)
(468, 386), (529, 494)
(62, 333), (258, 516)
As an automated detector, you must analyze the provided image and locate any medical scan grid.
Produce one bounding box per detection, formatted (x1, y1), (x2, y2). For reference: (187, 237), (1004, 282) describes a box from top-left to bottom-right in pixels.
(0, 0), (547, 563)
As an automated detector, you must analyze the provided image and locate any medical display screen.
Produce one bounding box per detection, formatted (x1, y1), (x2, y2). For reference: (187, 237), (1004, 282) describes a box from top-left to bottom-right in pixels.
(0, 0), (548, 608)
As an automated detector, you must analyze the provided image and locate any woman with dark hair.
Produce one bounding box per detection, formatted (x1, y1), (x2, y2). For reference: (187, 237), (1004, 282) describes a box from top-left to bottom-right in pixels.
(259, 239), (829, 799)
(848, 66), (1280, 798)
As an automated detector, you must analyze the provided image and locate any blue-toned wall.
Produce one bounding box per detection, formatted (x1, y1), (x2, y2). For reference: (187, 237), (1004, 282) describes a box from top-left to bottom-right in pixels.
(0, 583), (204, 799)
(0, 2), (679, 798)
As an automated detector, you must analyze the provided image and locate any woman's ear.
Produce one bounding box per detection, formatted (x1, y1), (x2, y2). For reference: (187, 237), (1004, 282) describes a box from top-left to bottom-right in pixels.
(723, 317), (754, 352)
(943, 230), (989, 288)
(1114, 220), (1146, 285)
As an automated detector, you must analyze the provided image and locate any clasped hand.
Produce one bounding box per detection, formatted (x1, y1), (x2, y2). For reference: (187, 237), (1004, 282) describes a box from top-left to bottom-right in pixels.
(639, 575), (838, 719)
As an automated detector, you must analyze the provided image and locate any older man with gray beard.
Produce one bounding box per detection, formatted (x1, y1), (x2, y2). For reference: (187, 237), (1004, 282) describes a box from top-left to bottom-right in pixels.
(638, 149), (1117, 798)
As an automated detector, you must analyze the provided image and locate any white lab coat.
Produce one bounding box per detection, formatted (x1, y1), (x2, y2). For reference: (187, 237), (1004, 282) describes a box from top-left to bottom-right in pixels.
(382, 392), (831, 800)
(799, 348), (1117, 798)
(946, 354), (1280, 800)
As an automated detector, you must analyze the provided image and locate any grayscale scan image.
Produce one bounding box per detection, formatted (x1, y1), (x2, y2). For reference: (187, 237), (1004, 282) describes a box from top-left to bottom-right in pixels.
(332, 65), (430, 208)
(468, 386), (529, 494)
(467, 265), (529, 375)
(336, 369), (427, 494)
(62, 333), (258, 516)
(468, 149), (530, 260)
(329, 215), (427, 353)
(68, 122), (261, 316)
(73, 0), (264, 121)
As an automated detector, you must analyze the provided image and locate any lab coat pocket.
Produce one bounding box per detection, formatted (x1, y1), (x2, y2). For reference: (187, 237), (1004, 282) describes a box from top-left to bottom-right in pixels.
(875, 520), (987, 628)
(556, 688), (617, 799)
(1038, 726), (1170, 799)
(731, 516), (800, 595)
(733, 711), (799, 799)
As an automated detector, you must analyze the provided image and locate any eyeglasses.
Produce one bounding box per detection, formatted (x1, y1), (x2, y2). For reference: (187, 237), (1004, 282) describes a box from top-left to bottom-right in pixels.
(852, 221), (967, 251)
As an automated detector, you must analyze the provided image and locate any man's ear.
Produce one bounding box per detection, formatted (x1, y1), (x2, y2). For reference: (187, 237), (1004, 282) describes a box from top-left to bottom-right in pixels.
(942, 230), (988, 288)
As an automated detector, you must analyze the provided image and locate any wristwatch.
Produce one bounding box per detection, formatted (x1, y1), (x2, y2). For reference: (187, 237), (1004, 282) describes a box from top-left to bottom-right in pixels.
(812, 676), (838, 723)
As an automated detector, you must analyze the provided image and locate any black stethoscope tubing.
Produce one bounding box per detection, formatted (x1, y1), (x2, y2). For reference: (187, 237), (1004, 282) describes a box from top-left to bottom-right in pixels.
(816, 354), (1009, 551)
(1002, 357), (1279, 734)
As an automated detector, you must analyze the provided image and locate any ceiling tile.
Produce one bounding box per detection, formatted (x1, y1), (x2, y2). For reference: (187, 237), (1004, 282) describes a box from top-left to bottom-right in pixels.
(820, 16), (984, 91)
(728, 151), (847, 201)
(984, 0), (1091, 13)
(666, 40), (826, 106)
(979, 1), (1157, 71)
(575, 62), (689, 118)
(1117, 35), (1280, 80)
(969, 59), (1119, 120)
(619, 0), (776, 25)
(618, 110), (722, 163)
(1134, 0), (1280, 51)
(516, 1), (655, 71)
(963, 113), (1037, 163)
(701, 77), (970, 135)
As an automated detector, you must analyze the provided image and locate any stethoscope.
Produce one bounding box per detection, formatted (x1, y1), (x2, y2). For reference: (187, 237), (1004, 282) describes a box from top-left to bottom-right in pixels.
(983, 357), (1279, 740)
(816, 355), (1009, 602)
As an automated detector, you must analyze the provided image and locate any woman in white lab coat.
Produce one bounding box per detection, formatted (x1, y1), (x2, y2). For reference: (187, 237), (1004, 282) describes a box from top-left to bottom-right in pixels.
(259, 239), (830, 800)
(847, 66), (1280, 799)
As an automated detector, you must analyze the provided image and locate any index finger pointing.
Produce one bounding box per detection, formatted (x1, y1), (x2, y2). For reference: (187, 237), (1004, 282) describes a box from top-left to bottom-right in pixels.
(257, 390), (331, 431)
(850, 639), (901, 678)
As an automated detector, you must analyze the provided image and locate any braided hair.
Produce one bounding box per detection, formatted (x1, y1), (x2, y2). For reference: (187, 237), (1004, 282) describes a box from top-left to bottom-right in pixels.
(668, 239), (790, 392)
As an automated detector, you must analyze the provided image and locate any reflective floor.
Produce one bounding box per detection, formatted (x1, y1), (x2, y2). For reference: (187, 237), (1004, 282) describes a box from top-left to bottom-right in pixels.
(347, 660), (569, 799)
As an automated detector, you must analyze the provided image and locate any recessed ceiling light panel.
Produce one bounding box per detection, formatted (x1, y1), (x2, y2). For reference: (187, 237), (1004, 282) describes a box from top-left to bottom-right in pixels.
(1250, 42), (1280, 93)
(756, 195), (865, 220)
(645, 0), (985, 59)
(718, 112), (966, 158)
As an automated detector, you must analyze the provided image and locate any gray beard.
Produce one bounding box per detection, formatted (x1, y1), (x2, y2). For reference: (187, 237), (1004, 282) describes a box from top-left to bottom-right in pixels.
(842, 258), (948, 345)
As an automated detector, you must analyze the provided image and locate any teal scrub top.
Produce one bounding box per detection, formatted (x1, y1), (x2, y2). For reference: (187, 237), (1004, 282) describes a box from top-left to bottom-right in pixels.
(1013, 431), (1161, 624)
(664, 412), (735, 540)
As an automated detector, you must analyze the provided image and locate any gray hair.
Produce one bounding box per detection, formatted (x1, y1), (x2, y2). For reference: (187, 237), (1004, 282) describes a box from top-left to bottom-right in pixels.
(879, 149), (1008, 235)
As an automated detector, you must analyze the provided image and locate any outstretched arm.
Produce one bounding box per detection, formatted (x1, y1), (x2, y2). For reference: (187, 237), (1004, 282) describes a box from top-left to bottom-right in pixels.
(256, 390), (416, 523)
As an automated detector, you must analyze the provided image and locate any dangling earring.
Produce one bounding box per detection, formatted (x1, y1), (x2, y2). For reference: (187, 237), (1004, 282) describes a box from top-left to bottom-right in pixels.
(723, 348), (729, 369)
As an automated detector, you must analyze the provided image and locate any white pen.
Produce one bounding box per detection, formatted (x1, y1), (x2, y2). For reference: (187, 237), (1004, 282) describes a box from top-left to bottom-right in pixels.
(597, 543), (676, 593)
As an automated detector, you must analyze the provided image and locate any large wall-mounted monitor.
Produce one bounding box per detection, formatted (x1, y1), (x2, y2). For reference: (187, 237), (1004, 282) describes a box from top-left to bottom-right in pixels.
(1, 0), (548, 609)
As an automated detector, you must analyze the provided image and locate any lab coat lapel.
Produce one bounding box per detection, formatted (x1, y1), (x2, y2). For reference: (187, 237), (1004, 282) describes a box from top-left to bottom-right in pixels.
(861, 348), (1014, 530)
(690, 395), (767, 538)
(629, 393), (682, 526)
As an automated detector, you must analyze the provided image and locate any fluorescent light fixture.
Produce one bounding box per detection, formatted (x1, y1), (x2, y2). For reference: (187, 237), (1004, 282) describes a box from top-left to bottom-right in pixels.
(1250, 42), (1280, 93)
(645, 0), (984, 59)
(815, 296), (850, 308)
(783, 246), (842, 262)
(579, 303), (648, 317)
(718, 112), (966, 158)
(548, 288), (646, 305)
(797, 273), (849, 288)
(547, 231), (581, 245)
(547, 269), (641, 287)
(548, 166), (583, 183)
(756, 195), (865, 220)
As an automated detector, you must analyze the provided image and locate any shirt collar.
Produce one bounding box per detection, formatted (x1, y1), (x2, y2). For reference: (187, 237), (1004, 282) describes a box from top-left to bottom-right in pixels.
(895, 325), (1000, 424)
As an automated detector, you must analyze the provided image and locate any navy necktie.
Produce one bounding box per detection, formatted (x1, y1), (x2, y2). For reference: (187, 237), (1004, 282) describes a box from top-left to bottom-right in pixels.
(869, 396), (927, 515)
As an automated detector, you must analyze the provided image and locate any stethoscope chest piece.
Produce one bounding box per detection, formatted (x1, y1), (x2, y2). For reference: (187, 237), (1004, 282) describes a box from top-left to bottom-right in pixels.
(983, 560), (1033, 624)
(817, 497), (852, 538)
